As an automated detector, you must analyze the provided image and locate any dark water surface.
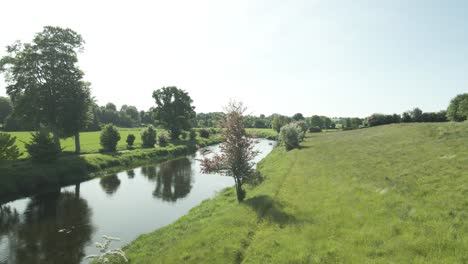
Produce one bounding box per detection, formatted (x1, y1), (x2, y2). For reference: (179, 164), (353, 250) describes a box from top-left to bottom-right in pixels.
(0, 139), (275, 264)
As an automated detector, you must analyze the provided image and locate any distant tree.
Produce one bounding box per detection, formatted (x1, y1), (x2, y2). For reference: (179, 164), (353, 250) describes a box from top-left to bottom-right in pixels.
(410, 107), (423, 122)
(0, 26), (89, 152)
(189, 129), (196, 140)
(158, 134), (168, 147)
(321, 116), (333, 129)
(0, 97), (12, 126)
(0, 132), (21, 160)
(105, 103), (117, 111)
(309, 115), (323, 129)
(141, 125), (157, 148)
(198, 128), (210, 138)
(271, 114), (290, 132)
(152, 87), (196, 139)
(401, 112), (412, 123)
(100, 124), (121, 152)
(292, 113), (305, 121)
(200, 101), (258, 202)
(447, 93), (468, 122)
(280, 123), (302, 150)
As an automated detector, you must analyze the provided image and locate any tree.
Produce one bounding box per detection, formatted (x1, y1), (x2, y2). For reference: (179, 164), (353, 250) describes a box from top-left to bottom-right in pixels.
(309, 115), (323, 129)
(280, 123), (303, 150)
(0, 96), (12, 126)
(410, 107), (423, 122)
(0, 26), (89, 152)
(200, 101), (258, 202)
(0, 132), (21, 160)
(401, 111), (412, 123)
(100, 124), (121, 152)
(141, 125), (157, 148)
(292, 113), (305, 121)
(126, 134), (136, 148)
(152, 87), (196, 139)
(271, 114), (290, 132)
(447, 93), (468, 122)
(25, 129), (60, 162)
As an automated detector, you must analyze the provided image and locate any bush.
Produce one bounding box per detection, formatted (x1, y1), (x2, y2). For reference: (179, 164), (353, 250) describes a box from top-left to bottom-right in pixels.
(199, 128), (210, 138)
(309, 126), (322, 133)
(25, 130), (60, 162)
(280, 123), (302, 150)
(180, 131), (187, 140)
(100, 124), (121, 152)
(158, 134), (168, 147)
(294, 121), (308, 134)
(141, 125), (157, 148)
(189, 130), (196, 140)
(0, 132), (21, 161)
(209, 128), (218, 134)
(126, 134), (136, 148)
(447, 94), (468, 122)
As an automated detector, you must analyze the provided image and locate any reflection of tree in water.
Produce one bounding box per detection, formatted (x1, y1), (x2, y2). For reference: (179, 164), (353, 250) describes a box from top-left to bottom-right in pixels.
(140, 166), (157, 179)
(0, 205), (20, 236)
(99, 175), (121, 195)
(152, 158), (193, 202)
(13, 189), (94, 264)
(127, 169), (135, 179)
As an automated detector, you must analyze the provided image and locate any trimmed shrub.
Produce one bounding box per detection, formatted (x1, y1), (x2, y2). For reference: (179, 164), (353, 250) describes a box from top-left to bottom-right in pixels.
(199, 128), (210, 138)
(126, 134), (136, 148)
(158, 134), (168, 147)
(25, 130), (60, 162)
(0, 132), (21, 161)
(189, 130), (196, 140)
(280, 123), (305, 150)
(141, 125), (157, 148)
(309, 126), (322, 133)
(100, 124), (121, 152)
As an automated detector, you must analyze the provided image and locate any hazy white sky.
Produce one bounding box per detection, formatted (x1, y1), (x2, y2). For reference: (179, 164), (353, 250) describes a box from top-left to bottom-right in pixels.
(0, 0), (467, 117)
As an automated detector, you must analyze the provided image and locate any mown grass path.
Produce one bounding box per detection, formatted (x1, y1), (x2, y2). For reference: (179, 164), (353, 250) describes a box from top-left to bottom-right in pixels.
(117, 122), (468, 263)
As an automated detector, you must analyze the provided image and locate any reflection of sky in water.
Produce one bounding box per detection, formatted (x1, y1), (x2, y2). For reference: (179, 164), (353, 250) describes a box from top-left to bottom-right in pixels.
(0, 139), (276, 264)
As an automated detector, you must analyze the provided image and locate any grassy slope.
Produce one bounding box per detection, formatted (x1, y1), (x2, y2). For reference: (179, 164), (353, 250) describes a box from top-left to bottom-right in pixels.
(118, 122), (468, 263)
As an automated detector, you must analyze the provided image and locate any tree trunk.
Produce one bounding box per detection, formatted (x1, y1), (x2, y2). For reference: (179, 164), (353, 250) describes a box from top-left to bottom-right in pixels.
(51, 125), (62, 152)
(234, 178), (245, 202)
(74, 131), (81, 154)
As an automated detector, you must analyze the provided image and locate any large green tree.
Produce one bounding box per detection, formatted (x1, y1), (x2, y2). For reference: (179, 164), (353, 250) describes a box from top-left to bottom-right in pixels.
(0, 26), (91, 152)
(152, 86), (196, 139)
(447, 93), (468, 122)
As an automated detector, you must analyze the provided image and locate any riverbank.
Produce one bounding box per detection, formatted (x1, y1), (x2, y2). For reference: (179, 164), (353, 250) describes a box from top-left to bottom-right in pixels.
(114, 122), (467, 263)
(0, 136), (222, 202)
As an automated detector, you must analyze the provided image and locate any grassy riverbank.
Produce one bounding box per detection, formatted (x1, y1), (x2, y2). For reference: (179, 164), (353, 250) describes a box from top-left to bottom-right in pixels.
(116, 122), (468, 263)
(0, 136), (222, 202)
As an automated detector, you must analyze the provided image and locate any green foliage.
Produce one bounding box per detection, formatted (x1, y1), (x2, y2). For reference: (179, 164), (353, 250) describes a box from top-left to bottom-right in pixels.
(141, 125), (157, 148)
(0, 26), (89, 151)
(292, 113), (304, 121)
(158, 134), (168, 147)
(126, 134), (136, 147)
(271, 114), (290, 133)
(25, 130), (60, 162)
(447, 93), (468, 122)
(198, 128), (210, 138)
(189, 130), (196, 140)
(0, 96), (12, 126)
(100, 124), (121, 152)
(120, 123), (468, 264)
(0, 132), (21, 160)
(309, 126), (322, 133)
(152, 86), (196, 139)
(180, 131), (187, 140)
(279, 123), (302, 150)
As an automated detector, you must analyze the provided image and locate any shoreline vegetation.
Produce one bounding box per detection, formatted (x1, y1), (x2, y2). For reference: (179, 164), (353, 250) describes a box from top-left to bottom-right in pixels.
(0, 128), (277, 203)
(108, 122), (467, 263)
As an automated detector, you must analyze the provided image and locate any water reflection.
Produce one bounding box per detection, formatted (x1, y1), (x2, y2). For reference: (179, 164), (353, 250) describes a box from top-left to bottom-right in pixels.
(1, 190), (94, 264)
(126, 170), (135, 179)
(141, 158), (193, 202)
(99, 175), (121, 195)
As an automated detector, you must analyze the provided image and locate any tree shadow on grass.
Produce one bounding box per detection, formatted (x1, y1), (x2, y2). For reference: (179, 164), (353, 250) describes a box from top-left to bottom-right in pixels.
(244, 195), (297, 226)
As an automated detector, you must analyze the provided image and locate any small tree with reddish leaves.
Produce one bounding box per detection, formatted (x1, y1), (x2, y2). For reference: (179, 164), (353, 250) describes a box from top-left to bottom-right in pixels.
(200, 101), (258, 202)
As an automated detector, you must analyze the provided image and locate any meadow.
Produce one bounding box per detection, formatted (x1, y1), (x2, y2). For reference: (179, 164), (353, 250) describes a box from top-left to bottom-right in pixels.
(115, 122), (468, 263)
(7, 128), (276, 157)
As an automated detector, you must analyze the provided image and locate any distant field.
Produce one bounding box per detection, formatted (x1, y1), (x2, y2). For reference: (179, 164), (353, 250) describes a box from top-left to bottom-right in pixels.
(7, 128), (276, 157)
(119, 122), (468, 263)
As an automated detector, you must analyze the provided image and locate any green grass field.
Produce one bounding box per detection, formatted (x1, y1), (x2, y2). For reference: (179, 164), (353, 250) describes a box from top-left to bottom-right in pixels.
(6, 128), (276, 158)
(116, 122), (468, 263)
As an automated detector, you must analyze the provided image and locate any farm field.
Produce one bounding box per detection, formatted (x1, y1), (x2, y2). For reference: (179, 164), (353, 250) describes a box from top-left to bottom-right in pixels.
(117, 122), (468, 263)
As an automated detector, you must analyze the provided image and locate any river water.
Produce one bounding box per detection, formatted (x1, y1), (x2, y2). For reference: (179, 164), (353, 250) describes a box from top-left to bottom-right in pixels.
(0, 139), (275, 264)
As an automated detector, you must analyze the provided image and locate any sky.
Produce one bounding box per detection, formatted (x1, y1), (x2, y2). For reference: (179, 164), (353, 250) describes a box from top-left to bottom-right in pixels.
(0, 0), (467, 117)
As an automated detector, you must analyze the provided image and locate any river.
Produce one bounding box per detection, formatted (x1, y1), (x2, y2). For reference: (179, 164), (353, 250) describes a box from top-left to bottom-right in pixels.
(0, 139), (276, 264)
